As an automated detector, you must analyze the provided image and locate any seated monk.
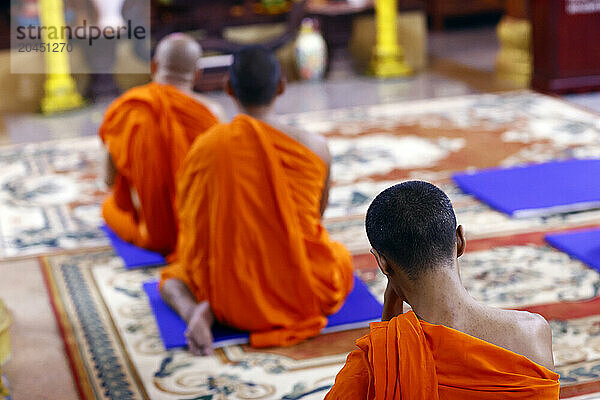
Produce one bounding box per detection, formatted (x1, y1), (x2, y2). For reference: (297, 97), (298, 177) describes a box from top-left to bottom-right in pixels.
(160, 45), (354, 354)
(100, 33), (226, 257)
(326, 181), (559, 399)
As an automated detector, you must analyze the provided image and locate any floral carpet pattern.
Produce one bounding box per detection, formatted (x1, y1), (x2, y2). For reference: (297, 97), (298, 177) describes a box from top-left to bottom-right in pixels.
(43, 237), (600, 399)
(8, 91), (600, 398)
(2, 91), (600, 258)
(43, 251), (347, 400)
(0, 137), (107, 258)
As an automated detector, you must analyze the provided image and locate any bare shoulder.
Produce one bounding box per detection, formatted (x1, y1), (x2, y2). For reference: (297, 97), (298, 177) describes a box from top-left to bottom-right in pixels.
(192, 93), (228, 122)
(272, 121), (331, 166)
(503, 310), (555, 370)
(512, 310), (552, 338)
(302, 129), (331, 166)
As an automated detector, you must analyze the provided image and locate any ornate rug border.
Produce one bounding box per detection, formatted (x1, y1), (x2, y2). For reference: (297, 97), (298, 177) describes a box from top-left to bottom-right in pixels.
(40, 245), (600, 399)
(40, 256), (94, 400)
(40, 252), (151, 400)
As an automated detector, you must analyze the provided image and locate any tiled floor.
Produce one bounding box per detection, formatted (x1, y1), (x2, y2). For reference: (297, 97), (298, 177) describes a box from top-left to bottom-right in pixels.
(565, 92), (600, 114)
(429, 26), (500, 72)
(2, 25), (598, 146)
(0, 71), (476, 143)
(214, 70), (476, 121)
(0, 259), (79, 400)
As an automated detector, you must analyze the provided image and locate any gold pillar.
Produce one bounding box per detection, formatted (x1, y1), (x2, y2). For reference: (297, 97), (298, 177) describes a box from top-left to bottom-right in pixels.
(0, 373), (9, 400)
(0, 300), (11, 399)
(38, 0), (84, 114)
(0, 300), (11, 379)
(495, 16), (532, 87)
(369, 0), (412, 78)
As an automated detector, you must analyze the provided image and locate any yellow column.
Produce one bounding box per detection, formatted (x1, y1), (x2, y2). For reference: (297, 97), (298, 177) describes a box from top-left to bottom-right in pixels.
(0, 372), (9, 400)
(0, 299), (11, 400)
(38, 0), (84, 114)
(495, 16), (532, 87)
(370, 0), (412, 78)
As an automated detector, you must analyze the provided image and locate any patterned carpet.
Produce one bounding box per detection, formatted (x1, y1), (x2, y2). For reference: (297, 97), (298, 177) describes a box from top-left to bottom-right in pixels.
(5, 90), (600, 398)
(2, 91), (600, 258)
(42, 234), (600, 399)
(0, 137), (107, 258)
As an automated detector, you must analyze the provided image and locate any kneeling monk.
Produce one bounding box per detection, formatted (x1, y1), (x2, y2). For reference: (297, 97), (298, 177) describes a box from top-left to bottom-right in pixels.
(326, 181), (559, 399)
(160, 45), (354, 353)
(100, 33), (225, 257)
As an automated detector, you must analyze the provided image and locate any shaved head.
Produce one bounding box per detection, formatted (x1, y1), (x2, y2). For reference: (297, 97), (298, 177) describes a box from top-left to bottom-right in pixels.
(229, 45), (281, 107)
(366, 181), (457, 280)
(153, 33), (202, 83)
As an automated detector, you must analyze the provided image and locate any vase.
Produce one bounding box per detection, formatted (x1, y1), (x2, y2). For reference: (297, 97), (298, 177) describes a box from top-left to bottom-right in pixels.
(89, 0), (126, 28)
(295, 18), (327, 81)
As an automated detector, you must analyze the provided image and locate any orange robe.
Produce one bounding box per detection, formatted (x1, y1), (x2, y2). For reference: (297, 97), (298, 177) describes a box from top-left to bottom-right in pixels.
(100, 82), (219, 256)
(161, 114), (354, 348)
(326, 311), (560, 399)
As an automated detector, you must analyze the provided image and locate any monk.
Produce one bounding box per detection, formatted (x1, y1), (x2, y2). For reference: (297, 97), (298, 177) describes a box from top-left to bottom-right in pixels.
(160, 45), (354, 354)
(100, 33), (226, 257)
(325, 181), (559, 399)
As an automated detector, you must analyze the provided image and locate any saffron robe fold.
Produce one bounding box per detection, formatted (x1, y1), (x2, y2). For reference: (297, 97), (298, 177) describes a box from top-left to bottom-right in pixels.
(100, 82), (219, 256)
(326, 311), (560, 399)
(161, 114), (354, 348)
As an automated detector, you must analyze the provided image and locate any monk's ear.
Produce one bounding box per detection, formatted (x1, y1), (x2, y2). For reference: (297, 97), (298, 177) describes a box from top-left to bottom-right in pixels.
(276, 77), (286, 97)
(456, 225), (466, 258)
(371, 248), (393, 277)
(150, 60), (158, 76)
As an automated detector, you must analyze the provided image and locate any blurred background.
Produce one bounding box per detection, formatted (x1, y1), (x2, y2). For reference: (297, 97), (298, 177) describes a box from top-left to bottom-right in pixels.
(0, 1), (600, 399)
(0, 0), (598, 144)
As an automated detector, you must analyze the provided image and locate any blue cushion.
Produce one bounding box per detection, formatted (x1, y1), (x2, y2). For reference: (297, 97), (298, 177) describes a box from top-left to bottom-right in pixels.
(546, 228), (600, 273)
(453, 159), (600, 218)
(101, 224), (166, 269)
(144, 275), (383, 349)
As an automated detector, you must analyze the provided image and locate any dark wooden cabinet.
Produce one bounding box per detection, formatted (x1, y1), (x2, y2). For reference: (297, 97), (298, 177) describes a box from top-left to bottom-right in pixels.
(151, 0), (293, 43)
(307, 0), (424, 50)
(427, 0), (505, 30)
(0, 3), (10, 50)
(531, 0), (600, 93)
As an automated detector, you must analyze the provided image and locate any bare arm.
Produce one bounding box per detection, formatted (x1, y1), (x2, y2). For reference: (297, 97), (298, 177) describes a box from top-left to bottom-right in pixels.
(210, 102), (228, 122)
(105, 152), (117, 187)
(160, 278), (215, 356)
(381, 281), (406, 321)
(193, 93), (228, 122)
(320, 167), (331, 217)
(315, 136), (333, 217)
(532, 314), (555, 371)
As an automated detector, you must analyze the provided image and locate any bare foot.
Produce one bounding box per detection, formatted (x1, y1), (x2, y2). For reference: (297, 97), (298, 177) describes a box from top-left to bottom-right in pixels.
(185, 301), (215, 356)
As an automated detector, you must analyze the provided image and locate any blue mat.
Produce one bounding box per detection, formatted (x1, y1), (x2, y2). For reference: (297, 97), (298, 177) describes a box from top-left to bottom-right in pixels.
(452, 159), (600, 218)
(101, 224), (166, 269)
(546, 228), (600, 273)
(144, 275), (383, 349)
